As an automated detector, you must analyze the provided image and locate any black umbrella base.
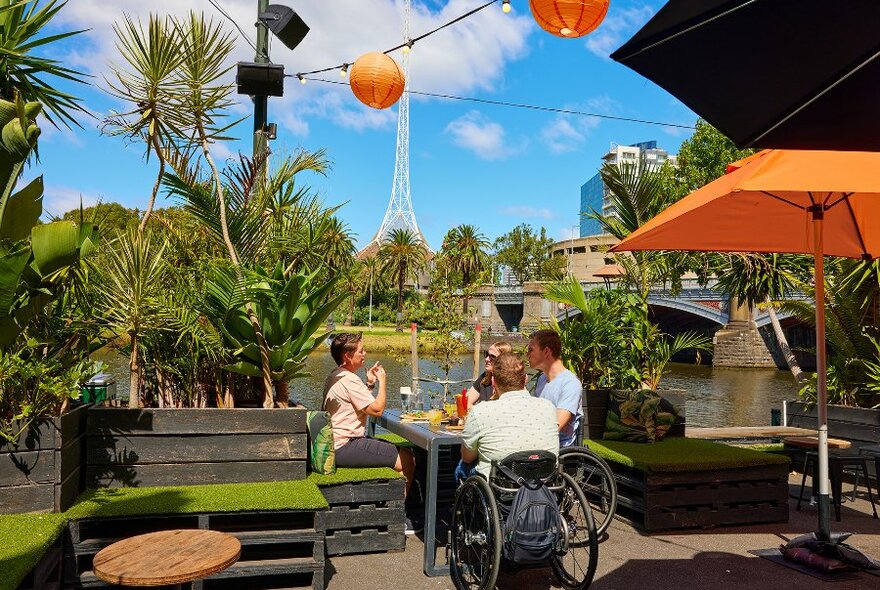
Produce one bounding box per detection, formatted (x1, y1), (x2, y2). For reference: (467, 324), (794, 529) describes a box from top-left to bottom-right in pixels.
(750, 531), (880, 581)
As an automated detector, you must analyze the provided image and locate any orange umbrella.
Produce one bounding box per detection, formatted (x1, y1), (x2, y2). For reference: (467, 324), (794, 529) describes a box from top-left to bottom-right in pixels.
(611, 149), (880, 540)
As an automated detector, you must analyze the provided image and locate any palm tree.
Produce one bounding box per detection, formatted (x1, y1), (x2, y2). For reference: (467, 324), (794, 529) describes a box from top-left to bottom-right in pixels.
(104, 13), (186, 233)
(96, 228), (167, 407)
(337, 260), (364, 325)
(715, 253), (810, 383)
(443, 224), (490, 316)
(378, 229), (428, 331)
(0, 0), (88, 128)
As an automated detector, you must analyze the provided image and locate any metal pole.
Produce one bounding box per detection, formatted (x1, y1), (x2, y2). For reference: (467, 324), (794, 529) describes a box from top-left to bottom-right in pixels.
(253, 0), (269, 158)
(812, 206), (831, 541)
(472, 324), (482, 380)
(410, 323), (419, 406)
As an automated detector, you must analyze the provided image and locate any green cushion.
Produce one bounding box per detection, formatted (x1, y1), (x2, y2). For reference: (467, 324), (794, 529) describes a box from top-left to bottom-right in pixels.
(603, 390), (678, 443)
(585, 438), (791, 473)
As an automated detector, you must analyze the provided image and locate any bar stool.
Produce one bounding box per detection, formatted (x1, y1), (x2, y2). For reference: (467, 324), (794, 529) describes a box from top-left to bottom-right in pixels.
(796, 452), (879, 520)
(858, 445), (880, 501)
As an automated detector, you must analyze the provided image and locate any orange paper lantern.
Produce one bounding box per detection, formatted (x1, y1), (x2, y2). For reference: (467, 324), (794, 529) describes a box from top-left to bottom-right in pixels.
(349, 52), (405, 110)
(529, 0), (609, 38)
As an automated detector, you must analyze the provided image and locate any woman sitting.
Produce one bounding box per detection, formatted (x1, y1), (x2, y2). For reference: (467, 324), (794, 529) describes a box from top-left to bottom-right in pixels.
(464, 340), (512, 409)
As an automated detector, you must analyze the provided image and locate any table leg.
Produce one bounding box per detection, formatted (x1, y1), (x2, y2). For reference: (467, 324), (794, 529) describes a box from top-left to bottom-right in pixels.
(423, 440), (448, 577)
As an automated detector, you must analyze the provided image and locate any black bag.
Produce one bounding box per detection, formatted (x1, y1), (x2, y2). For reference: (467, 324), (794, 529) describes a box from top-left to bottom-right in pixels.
(496, 463), (562, 564)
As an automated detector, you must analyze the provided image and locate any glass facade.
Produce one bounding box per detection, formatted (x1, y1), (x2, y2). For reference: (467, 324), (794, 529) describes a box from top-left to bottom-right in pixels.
(580, 172), (604, 237)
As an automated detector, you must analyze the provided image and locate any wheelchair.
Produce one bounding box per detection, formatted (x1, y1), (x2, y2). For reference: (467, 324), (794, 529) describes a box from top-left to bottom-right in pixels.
(449, 450), (599, 590)
(558, 446), (618, 537)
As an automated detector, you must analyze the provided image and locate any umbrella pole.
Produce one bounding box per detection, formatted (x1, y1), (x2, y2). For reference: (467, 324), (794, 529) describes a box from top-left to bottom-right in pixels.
(812, 207), (831, 541)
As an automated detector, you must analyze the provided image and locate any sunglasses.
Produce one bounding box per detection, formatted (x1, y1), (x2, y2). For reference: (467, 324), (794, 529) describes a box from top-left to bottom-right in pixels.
(486, 353), (498, 361)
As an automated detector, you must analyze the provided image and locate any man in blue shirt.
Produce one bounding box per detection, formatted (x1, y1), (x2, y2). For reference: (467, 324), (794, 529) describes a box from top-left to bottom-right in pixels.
(527, 329), (583, 447)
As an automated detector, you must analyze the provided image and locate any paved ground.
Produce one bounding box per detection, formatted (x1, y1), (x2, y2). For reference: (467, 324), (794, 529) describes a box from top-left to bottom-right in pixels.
(326, 475), (880, 590)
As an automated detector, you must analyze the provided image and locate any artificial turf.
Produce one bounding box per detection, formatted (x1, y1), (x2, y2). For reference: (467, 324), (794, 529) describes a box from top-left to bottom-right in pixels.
(375, 432), (416, 449)
(1, 469), (405, 590)
(0, 512), (67, 590)
(585, 437), (791, 473)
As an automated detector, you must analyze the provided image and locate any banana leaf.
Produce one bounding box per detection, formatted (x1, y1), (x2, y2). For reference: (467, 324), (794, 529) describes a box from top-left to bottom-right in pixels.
(31, 221), (80, 276)
(0, 176), (41, 242)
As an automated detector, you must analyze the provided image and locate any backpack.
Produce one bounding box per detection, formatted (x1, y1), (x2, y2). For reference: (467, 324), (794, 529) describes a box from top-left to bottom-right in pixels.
(496, 463), (562, 564)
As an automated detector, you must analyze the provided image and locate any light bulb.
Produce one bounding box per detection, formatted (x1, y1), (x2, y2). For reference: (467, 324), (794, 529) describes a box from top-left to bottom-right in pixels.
(298, 75), (306, 85)
(502, 1), (511, 13)
(340, 64), (348, 77)
(402, 40), (413, 54)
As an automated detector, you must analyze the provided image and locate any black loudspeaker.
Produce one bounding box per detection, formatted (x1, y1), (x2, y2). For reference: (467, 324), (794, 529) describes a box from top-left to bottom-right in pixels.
(259, 4), (309, 51)
(236, 62), (285, 97)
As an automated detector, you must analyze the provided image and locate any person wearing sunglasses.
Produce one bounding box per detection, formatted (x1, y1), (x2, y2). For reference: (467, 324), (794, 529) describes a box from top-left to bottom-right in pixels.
(464, 340), (512, 409)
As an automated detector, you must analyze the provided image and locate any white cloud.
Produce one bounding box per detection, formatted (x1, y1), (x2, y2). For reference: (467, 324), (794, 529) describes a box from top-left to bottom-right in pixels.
(444, 110), (516, 160)
(56, 0), (535, 137)
(539, 96), (615, 154)
(500, 205), (554, 220)
(41, 185), (101, 217)
(585, 5), (654, 59)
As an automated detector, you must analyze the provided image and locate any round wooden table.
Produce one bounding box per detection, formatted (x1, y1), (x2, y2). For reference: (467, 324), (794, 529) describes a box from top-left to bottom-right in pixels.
(783, 435), (852, 450)
(93, 529), (240, 588)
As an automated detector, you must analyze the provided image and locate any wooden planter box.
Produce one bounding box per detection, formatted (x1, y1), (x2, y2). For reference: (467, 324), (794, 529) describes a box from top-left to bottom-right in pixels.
(85, 408), (308, 488)
(0, 405), (88, 514)
(65, 510), (325, 590)
(316, 478), (406, 556)
(609, 460), (790, 532)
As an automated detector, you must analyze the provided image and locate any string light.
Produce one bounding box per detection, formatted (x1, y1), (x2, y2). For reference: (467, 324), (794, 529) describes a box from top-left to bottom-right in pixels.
(502, 0), (511, 13)
(299, 77), (697, 130)
(340, 63), (349, 77)
(402, 40), (414, 54)
(297, 74), (306, 85)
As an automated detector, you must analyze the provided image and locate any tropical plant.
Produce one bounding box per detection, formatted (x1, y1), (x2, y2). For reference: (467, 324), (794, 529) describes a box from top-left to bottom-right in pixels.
(378, 228), (428, 331)
(0, 0), (88, 128)
(1, 97), (97, 350)
(94, 228), (167, 407)
(442, 224), (490, 316)
(205, 263), (345, 406)
(0, 344), (96, 443)
(104, 13), (186, 232)
(337, 259), (364, 326)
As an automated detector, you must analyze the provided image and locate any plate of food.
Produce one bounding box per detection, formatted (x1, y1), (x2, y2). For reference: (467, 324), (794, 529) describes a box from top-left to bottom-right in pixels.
(400, 411), (428, 421)
(444, 424), (465, 431)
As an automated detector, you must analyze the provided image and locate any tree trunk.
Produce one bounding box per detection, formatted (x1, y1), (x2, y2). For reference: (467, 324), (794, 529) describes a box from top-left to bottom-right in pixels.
(199, 130), (275, 407)
(396, 267), (405, 332)
(222, 377), (235, 408)
(138, 133), (166, 234)
(766, 297), (805, 383)
(346, 294), (354, 326)
(128, 332), (140, 409)
(275, 380), (289, 408)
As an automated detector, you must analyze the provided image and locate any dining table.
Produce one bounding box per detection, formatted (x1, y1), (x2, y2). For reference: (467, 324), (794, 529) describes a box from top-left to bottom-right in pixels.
(370, 408), (465, 577)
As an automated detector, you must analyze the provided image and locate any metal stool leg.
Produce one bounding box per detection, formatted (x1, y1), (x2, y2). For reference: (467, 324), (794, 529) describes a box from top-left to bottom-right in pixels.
(861, 462), (879, 519)
(796, 453), (812, 511)
(830, 458), (843, 521)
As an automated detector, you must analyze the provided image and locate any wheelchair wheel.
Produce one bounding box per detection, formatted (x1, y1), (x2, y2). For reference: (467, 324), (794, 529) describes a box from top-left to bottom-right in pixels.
(450, 475), (502, 590)
(559, 447), (618, 536)
(550, 472), (599, 590)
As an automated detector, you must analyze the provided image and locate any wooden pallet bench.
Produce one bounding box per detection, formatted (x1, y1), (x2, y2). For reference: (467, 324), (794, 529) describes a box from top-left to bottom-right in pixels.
(310, 469), (405, 556)
(586, 438), (791, 532)
(64, 510), (325, 590)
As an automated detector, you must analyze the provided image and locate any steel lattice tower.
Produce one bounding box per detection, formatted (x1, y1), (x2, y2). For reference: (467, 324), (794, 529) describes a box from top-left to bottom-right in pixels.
(361, 0), (429, 256)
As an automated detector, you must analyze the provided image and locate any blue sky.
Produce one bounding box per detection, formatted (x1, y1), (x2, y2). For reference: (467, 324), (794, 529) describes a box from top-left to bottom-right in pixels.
(31, 0), (696, 250)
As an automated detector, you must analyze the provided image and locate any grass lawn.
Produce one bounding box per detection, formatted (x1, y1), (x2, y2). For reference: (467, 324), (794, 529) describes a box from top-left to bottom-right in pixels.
(0, 513), (67, 590)
(327, 325), (444, 355)
(585, 437), (791, 473)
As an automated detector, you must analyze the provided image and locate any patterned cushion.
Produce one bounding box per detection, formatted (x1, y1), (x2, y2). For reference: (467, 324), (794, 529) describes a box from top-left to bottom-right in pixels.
(602, 390), (678, 443)
(307, 411), (336, 475)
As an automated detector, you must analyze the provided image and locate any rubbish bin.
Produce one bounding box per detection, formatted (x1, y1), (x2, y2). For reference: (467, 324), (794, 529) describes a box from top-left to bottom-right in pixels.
(81, 373), (117, 405)
(770, 408), (781, 426)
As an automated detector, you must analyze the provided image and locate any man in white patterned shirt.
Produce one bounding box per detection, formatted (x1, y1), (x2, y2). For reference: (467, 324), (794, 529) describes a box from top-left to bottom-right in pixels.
(459, 352), (559, 479)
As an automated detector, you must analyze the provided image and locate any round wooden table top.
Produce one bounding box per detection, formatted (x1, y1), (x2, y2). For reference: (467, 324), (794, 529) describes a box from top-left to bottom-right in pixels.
(783, 436), (852, 450)
(93, 529), (241, 586)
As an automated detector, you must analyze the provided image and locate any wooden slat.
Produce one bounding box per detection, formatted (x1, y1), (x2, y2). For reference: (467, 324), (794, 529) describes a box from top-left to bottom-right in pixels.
(87, 433), (307, 464)
(688, 426), (815, 439)
(56, 461), (85, 512)
(0, 420), (56, 453)
(0, 481), (53, 513)
(646, 464), (789, 487)
(58, 405), (89, 448)
(0, 450), (54, 486)
(86, 460), (307, 487)
(324, 528), (406, 556)
(319, 479), (405, 504)
(87, 408), (306, 436)
(314, 502), (405, 531)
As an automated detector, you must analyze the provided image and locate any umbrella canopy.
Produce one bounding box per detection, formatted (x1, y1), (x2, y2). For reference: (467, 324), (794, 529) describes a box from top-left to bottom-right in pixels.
(610, 149), (880, 540)
(610, 0), (880, 151)
(592, 263), (626, 278)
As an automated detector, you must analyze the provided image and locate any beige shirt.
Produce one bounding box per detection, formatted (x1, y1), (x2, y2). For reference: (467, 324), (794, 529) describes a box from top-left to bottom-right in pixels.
(323, 367), (376, 449)
(461, 389), (560, 478)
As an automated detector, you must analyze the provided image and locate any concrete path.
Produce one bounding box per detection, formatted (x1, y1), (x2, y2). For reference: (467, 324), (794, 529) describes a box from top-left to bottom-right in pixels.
(326, 475), (880, 589)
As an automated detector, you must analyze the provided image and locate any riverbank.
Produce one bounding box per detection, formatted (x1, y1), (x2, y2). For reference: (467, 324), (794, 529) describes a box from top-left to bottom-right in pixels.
(345, 325), (529, 355)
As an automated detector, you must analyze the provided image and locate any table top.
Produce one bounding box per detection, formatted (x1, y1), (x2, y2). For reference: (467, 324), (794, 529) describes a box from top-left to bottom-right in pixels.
(93, 529), (241, 586)
(688, 426), (815, 440)
(783, 436), (853, 449)
(376, 409), (466, 450)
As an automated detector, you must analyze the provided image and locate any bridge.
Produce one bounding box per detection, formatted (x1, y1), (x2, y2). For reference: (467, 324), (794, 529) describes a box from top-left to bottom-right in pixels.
(472, 280), (814, 370)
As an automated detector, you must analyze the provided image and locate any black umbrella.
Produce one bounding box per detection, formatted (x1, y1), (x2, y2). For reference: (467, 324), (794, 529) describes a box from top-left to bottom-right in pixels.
(610, 0), (880, 151)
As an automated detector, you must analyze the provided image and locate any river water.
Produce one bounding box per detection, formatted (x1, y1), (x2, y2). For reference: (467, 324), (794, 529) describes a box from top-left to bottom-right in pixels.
(93, 351), (799, 428)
